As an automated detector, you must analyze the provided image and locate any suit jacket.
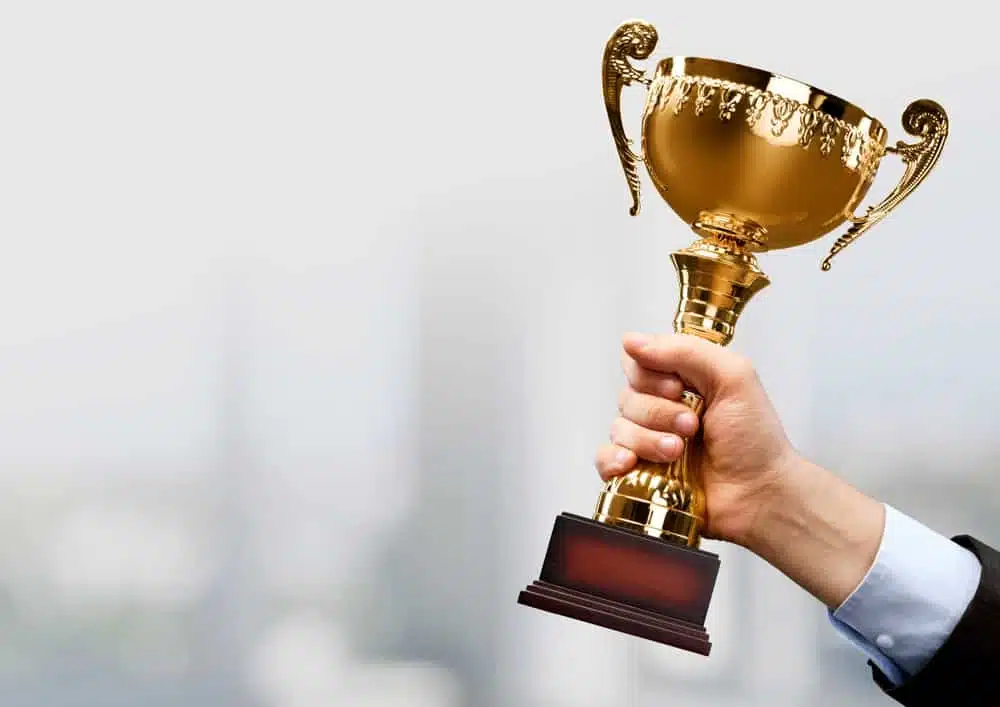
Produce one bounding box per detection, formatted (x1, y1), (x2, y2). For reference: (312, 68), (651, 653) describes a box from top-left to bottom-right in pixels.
(872, 535), (1000, 706)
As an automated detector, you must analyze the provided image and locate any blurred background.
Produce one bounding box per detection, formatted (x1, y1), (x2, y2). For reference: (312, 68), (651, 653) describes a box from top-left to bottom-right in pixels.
(0, 0), (997, 705)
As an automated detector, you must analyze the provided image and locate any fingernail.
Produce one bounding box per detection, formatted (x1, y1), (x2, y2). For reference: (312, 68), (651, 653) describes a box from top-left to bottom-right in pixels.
(615, 448), (631, 465)
(675, 411), (698, 436)
(624, 332), (650, 349)
(657, 435), (681, 457)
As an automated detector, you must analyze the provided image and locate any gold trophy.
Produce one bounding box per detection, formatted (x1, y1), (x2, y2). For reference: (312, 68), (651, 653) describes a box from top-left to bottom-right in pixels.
(518, 19), (948, 655)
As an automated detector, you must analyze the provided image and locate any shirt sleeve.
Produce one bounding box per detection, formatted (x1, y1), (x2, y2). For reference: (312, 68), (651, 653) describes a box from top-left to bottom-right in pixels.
(826, 504), (982, 686)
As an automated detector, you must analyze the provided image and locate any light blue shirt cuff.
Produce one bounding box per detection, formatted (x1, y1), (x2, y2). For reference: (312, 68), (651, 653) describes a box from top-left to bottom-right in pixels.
(827, 504), (981, 686)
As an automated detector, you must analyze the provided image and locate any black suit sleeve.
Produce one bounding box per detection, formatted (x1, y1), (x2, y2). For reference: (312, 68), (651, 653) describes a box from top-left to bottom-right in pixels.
(871, 535), (1000, 706)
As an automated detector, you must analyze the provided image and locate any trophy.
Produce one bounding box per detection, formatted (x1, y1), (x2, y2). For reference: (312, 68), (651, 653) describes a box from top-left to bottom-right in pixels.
(517, 19), (948, 655)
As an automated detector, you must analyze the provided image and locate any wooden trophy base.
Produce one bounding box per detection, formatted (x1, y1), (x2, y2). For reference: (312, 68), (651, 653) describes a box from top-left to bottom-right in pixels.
(517, 512), (719, 655)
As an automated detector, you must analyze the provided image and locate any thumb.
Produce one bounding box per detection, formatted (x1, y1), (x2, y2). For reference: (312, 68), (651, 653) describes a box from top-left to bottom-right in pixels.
(622, 332), (741, 400)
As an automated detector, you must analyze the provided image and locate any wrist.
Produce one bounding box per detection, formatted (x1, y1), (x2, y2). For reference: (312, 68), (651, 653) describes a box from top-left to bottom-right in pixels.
(740, 454), (886, 608)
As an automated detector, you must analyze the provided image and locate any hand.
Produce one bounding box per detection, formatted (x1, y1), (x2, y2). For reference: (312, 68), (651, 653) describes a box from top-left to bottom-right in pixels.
(594, 331), (797, 547)
(594, 331), (885, 608)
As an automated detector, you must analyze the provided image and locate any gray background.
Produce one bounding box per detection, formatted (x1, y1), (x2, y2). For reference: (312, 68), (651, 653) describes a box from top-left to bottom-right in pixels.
(0, 0), (995, 705)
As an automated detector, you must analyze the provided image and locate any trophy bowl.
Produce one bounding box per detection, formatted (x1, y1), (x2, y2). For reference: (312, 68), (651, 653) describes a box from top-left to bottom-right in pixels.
(605, 20), (948, 270)
(643, 57), (888, 251)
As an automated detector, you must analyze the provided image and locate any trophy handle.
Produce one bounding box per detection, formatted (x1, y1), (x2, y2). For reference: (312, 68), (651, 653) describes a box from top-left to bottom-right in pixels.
(821, 99), (949, 271)
(602, 20), (659, 217)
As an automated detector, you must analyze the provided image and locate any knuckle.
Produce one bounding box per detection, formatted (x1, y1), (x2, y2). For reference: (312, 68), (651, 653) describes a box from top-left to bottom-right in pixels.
(725, 353), (756, 385)
(667, 337), (698, 371)
(657, 332), (682, 351)
(626, 395), (672, 430)
(669, 332), (696, 355)
(634, 368), (667, 395)
(643, 402), (671, 429)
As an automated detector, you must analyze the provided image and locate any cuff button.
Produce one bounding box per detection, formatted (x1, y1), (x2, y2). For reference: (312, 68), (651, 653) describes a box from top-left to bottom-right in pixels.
(875, 634), (895, 650)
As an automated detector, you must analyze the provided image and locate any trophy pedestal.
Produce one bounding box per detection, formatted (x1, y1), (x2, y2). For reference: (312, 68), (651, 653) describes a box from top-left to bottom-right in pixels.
(517, 513), (719, 655)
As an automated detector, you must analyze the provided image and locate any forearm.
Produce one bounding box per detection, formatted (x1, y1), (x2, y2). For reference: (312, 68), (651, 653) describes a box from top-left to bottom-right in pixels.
(741, 454), (885, 609)
(739, 453), (984, 689)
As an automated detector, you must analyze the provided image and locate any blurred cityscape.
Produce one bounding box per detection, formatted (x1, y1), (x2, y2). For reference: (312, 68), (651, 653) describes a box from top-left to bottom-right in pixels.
(2, 0), (999, 705)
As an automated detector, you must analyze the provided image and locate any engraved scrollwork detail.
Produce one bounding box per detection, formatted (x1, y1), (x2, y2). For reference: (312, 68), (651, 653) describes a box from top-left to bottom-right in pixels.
(770, 97), (795, 137)
(819, 119), (838, 156)
(841, 127), (863, 168)
(745, 91), (768, 128)
(673, 77), (695, 115)
(694, 82), (716, 116)
(719, 87), (743, 121)
(858, 136), (880, 178)
(647, 74), (676, 113)
(799, 108), (819, 148)
(643, 73), (886, 175)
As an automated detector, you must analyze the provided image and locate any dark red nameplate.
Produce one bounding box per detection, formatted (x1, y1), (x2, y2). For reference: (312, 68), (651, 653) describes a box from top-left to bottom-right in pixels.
(518, 512), (719, 654)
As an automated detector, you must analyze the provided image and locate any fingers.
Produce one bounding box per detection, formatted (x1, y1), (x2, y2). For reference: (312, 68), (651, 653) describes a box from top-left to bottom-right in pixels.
(618, 388), (699, 437)
(610, 416), (685, 464)
(594, 443), (636, 480)
(622, 331), (751, 399)
(599, 330), (737, 482)
(620, 352), (684, 399)
(596, 393), (695, 480)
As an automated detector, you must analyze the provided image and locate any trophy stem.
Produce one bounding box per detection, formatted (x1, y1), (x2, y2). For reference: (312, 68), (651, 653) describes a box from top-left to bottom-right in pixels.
(590, 229), (771, 549)
(670, 234), (771, 347)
